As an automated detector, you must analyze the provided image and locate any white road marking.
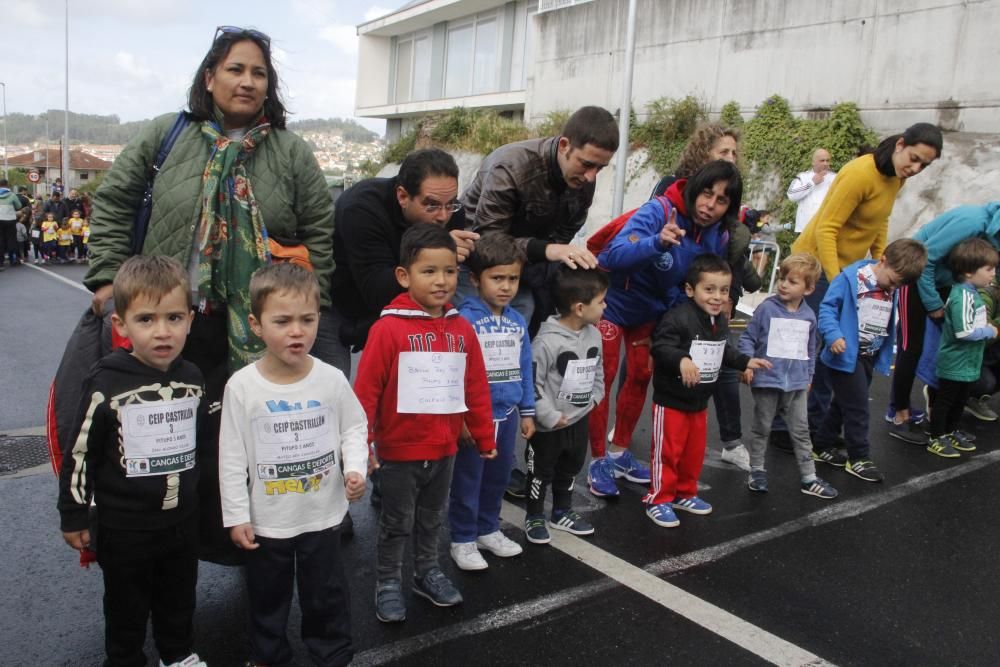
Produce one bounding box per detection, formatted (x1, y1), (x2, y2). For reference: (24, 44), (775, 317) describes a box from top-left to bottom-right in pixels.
(352, 451), (1000, 667)
(24, 263), (91, 294)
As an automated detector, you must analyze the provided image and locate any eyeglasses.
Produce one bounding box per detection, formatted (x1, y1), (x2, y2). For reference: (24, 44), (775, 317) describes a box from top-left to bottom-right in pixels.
(422, 201), (463, 214)
(214, 26), (271, 47)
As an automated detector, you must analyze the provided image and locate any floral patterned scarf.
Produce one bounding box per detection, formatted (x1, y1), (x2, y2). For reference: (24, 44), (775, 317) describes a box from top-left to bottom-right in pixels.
(195, 117), (271, 373)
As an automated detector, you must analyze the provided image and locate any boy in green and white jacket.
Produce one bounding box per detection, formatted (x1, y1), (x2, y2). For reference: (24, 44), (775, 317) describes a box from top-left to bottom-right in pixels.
(927, 238), (999, 458)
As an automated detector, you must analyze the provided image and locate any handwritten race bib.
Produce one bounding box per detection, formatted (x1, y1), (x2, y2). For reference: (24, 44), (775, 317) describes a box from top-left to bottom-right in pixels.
(557, 358), (598, 405)
(689, 340), (725, 383)
(766, 318), (811, 361)
(858, 297), (892, 338)
(479, 333), (522, 383)
(252, 405), (336, 480)
(974, 305), (988, 330)
(397, 351), (468, 414)
(120, 397), (198, 477)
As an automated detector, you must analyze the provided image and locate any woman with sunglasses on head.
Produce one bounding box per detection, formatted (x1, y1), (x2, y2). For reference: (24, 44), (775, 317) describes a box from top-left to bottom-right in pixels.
(791, 122), (943, 448)
(83, 27), (333, 552)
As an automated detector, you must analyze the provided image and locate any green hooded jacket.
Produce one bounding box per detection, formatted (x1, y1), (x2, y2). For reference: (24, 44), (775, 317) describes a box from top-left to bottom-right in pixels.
(84, 112), (334, 305)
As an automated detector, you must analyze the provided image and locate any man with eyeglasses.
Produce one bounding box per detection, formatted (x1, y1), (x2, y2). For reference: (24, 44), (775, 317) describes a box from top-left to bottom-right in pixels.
(316, 147), (477, 378)
(457, 106), (619, 329)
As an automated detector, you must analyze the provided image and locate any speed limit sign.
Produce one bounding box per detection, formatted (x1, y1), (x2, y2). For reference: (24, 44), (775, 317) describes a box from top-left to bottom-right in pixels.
(27, 170), (40, 183)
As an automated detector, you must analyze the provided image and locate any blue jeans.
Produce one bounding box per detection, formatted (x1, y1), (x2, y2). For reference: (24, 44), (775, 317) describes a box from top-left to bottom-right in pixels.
(311, 306), (353, 379)
(815, 356), (874, 460)
(712, 366), (742, 443)
(449, 412), (517, 543)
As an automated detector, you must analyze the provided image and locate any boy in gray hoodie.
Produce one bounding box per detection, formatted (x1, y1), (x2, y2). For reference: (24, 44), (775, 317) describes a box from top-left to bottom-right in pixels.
(525, 266), (608, 545)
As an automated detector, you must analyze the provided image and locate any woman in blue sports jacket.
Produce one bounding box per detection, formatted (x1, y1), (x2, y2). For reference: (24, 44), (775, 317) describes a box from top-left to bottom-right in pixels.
(586, 160), (741, 497)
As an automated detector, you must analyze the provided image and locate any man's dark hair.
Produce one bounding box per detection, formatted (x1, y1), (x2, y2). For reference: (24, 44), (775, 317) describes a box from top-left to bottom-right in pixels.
(399, 223), (457, 269)
(684, 160), (743, 228)
(947, 238), (997, 281)
(188, 29), (288, 128)
(397, 148), (459, 197)
(873, 123), (943, 177)
(685, 253), (732, 288)
(0, 179), (8, 187)
(561, 106), (619, 153)
(550, 265), (609, 316)
(466, 233), (527, 276)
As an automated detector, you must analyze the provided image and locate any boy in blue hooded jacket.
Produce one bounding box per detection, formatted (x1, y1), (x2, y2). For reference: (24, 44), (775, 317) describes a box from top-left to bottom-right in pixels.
(450, 234), (536, 571)
(813, 239), (927, 483)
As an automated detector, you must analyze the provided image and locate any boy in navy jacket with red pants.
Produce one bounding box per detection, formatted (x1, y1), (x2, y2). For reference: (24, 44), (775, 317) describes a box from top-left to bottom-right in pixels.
(354, 224), (496, 624)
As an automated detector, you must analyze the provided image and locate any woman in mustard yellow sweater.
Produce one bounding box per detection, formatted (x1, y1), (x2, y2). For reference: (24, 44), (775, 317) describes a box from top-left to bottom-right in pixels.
(790, 122), (942, 442)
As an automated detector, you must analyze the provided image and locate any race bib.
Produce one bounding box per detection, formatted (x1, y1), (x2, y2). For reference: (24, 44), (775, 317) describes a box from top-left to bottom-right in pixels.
(689, 340), (725, 383)
(557, 358), (598, 405)
(974, 305), (988, 330)
(30, 229), (40, 239)
(120, 397), (198, 477)
(397, 351), (467, 414)
(858, 297), (892, 338)
(479, 333), (522, 383)
(766, 318), (811, 361)
(252, 405), (336, 480)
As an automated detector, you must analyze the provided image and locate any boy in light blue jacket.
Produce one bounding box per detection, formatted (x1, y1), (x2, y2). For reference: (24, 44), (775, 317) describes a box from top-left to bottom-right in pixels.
(813, 239), (927, 484)
(450, 234), (536, 571)
(738, 255), (837, 499)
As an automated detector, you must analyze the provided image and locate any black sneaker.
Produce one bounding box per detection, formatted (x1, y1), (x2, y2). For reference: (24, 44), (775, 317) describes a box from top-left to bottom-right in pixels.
(888, 420), (928, 445)
(926, 435), (961, 458)
(548, 510), (595, 536)
(524, 514), (551, 544)
(801, 477), (838, 499)
(845, 458), (884, 483)
(412, 568), (463, 607)
(375, 580), (406, 623)
(812, 448), (847, 467)
(505, 468), (527, 499)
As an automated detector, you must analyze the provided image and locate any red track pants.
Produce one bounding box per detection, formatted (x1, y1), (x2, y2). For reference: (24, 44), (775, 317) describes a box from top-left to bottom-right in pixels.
(643, 403), (707, 505)
(588, 319), (656, 457)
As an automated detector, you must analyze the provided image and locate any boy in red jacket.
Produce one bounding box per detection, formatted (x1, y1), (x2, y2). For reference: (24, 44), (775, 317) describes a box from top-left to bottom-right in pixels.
(354, 223), (497, 624)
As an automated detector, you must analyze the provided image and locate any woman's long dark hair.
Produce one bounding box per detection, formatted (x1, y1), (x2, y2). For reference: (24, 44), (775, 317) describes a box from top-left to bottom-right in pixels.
(873, 122), (942, 177)
(188, 29), (288, 129)
(683, 160), (743, 227)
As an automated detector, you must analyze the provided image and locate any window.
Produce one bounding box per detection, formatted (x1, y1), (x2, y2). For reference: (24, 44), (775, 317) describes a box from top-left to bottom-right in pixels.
(79, 172), (89, 180)
(394, 32), (431, 103)
(445, 13), (500, 98)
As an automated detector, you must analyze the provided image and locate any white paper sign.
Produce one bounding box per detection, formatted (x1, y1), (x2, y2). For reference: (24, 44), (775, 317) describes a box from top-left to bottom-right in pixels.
(397, 351), (468, 414)
(479, 333), (522, 383)
(766, 318), (811, 360)
(252, 405), (336, 480)
(689, 340), (725, 383)
(858, 297), (892, 337)
(120, 397), (198, 477)
(557, 357), (598, 405)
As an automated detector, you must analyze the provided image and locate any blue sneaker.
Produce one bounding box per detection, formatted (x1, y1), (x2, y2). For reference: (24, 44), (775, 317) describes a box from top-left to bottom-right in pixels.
(671, 496), (713, 515)
(645, 503), (680, 527)
(608, 450), (651, 484)
(884, 405), (927, 425)
(587, 457), (620, 497)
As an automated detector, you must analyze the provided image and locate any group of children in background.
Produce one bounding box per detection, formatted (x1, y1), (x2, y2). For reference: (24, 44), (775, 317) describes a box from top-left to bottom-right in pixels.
(28, 208), (90, 264)
(57, 215), (999, 666)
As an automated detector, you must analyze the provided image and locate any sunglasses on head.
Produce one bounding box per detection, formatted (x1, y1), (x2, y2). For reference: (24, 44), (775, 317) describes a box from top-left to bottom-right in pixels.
(214, 26), (271, 47)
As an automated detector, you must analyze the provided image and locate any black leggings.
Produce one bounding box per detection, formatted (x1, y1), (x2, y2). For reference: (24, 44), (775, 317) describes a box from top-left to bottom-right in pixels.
(928, 378), (972, 437)
(892, 284), (942, 413)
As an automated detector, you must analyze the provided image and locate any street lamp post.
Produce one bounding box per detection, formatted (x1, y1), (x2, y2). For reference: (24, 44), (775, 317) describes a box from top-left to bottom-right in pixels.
(1, 81), (7, 180)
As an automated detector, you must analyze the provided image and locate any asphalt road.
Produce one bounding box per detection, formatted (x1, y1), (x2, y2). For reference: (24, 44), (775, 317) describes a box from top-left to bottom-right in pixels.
(3, 262), (1000, 666)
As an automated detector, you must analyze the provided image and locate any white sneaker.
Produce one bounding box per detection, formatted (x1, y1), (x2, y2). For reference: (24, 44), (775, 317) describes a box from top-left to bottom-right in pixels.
(720, 444), (751, 471)
(476, 530), (523, 557)
(450, 541), (488, 570)
(160, 654), (207, 667)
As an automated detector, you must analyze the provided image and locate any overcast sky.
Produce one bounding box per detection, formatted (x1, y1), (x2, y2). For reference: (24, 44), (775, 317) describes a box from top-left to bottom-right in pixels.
(4, 0), (396, 135)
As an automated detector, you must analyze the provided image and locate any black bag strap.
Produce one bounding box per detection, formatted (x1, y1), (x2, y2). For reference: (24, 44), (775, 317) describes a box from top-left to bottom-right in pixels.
(131, 111), (191, 255)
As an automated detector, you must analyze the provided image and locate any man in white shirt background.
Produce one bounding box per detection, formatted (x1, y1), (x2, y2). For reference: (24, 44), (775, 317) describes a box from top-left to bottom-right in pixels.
(787, 148), (836, 233)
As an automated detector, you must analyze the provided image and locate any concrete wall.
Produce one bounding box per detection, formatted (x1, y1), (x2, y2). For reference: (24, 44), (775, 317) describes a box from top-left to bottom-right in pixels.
(525, 0), (1000, 133)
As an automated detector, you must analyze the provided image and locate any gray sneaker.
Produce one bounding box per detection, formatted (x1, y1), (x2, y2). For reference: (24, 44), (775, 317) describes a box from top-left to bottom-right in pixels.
(375, 579), (406, 623)
(965, 395), (998, 422)
(413, 568), (463, 607)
